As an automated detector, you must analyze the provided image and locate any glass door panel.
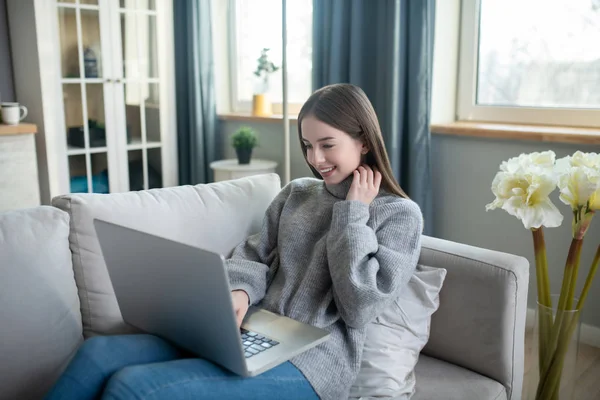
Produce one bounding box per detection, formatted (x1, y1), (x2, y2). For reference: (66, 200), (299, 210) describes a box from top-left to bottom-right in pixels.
(144, 83), (160, 145)
(91, 153), (110, 193)
(120, 12), (140, 80)
(147, 148), (162, 189)
(68, 154), (89, 193)
(63, 83), (84, 152)
(127, 150), (144, 191)
(85, 83), (106, 148)
(124, 82), (142, 147)
(138, 13), (158, 79)
(147, 14), (158, 78)
(58, 7), (79, 78)
(80, 8), (103, 78)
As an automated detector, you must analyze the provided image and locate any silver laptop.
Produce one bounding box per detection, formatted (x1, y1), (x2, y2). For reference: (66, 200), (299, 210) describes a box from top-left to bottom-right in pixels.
(93, 219), (330, 377)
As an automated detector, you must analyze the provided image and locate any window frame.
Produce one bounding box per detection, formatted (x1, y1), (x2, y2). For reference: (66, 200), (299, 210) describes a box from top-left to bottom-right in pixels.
(457, 0), (600, 128)
(227, 0), (306, 115)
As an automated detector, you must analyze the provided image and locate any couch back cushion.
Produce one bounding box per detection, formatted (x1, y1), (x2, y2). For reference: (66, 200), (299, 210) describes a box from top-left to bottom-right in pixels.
(52, 174), (282, 338)
(0, 206), (82, 400)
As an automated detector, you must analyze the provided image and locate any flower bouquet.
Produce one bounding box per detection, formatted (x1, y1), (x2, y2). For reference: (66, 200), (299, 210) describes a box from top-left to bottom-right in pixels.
(486, 151), (600, 399)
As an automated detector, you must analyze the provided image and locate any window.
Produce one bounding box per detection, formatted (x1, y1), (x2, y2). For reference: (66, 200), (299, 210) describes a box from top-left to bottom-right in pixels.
(457, 0), (600, 127)
(230, 0), (312, 114)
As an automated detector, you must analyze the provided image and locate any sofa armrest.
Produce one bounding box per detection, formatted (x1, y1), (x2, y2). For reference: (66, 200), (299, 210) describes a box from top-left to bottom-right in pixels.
(418, 235), (529, 400)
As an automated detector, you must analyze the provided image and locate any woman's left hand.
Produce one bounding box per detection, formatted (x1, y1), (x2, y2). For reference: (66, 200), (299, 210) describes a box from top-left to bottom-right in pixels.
(346, 165), (382, 205)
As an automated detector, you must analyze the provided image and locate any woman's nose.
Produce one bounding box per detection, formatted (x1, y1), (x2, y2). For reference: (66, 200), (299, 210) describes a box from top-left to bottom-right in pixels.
(310, 149), (325, 165)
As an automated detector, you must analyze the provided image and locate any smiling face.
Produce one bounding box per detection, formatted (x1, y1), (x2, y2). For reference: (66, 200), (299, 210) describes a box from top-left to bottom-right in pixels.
(301, 116), (367, 185)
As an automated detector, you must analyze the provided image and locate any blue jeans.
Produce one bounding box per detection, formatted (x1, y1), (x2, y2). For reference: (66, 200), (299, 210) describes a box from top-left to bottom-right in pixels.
(44, 334), (319, 400)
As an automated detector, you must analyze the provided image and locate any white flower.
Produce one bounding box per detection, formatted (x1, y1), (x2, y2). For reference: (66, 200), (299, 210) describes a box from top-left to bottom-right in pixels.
(555, 151), (600, 173)
(557, 167), (600, 209)
(556, 153), (600, 210)
(500, 151), (556, 174)
(486, 165), (563, 230)
(570, 151), (600, 169)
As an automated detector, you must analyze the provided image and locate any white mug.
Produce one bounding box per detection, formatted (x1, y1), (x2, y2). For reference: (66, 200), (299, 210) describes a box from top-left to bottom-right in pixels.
(1, 102), (28, 125)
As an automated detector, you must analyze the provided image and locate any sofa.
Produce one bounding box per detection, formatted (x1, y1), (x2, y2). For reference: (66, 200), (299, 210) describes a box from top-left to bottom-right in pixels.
(0, 173), (529, 400)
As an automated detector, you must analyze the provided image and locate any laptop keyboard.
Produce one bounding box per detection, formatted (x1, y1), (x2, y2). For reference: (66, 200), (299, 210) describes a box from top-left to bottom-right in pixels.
(240, 328), (280, 358)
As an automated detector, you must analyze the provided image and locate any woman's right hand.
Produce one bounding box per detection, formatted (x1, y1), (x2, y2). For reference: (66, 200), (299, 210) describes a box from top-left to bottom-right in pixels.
(347, 165), (382, 205)
(231, 290), (250, 329)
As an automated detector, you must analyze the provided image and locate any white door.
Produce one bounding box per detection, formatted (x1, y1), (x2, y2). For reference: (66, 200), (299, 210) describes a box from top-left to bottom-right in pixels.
(56, 0), (120, 194)
(108, 0), (177, 192)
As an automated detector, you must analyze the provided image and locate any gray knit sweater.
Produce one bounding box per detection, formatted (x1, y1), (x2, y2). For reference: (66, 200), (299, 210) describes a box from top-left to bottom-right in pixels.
(224, 176), (423, 400)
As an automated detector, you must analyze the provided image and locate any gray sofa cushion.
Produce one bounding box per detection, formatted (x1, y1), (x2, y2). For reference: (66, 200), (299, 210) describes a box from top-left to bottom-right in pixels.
(413, 355), (507, 400)
(0, 206), (82, 400)
(52, 174), (282, 337)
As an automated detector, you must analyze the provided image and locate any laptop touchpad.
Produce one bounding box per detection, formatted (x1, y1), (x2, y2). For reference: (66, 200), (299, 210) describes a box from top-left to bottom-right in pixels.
(243, 307), (280, 326)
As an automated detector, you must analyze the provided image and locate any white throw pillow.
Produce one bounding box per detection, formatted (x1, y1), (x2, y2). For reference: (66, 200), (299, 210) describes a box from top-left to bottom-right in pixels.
(349, 264), (447, 399)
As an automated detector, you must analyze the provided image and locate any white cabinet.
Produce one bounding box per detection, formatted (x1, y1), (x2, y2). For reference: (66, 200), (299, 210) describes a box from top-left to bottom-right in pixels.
(7, 0), (177, 204)
(0, 126), (41, 212)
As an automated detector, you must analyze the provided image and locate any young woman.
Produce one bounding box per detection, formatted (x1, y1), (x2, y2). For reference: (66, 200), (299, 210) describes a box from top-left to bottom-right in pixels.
(45, 83), (423, 400)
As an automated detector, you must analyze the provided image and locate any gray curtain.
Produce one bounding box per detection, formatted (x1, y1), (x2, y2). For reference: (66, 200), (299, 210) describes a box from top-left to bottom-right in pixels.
(313, 0), (434, 234)
(174, 0), (219, 184)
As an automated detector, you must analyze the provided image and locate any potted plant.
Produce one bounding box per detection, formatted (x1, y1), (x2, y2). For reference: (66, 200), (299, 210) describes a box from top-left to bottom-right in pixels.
(252, 48), (279, 117)
(231, 126), (258, 164)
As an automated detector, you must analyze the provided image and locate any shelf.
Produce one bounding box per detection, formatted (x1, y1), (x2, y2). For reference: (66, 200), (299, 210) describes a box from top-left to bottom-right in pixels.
(67, 145), (108, 155)
(0, 123), (38, 136)
(127, 138), (162, 150)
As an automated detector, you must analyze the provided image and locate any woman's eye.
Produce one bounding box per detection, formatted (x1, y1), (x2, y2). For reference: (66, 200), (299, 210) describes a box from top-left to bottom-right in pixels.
(305, 144), (312, 150)
(322, 144), (334, 149)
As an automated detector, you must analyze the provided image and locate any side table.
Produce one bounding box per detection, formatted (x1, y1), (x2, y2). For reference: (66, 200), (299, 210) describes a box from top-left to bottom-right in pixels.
(210, 159), (278, 182)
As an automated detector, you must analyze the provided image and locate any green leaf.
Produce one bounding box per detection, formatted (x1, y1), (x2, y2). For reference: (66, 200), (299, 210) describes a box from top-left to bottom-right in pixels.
(253, 48), (279, 78)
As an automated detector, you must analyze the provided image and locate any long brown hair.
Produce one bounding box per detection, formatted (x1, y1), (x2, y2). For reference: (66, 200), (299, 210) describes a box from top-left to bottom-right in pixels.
(297, 83), (409, 199)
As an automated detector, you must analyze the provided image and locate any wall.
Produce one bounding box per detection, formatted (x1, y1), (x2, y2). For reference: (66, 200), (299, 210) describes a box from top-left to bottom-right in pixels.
(0, 0), (15, 102)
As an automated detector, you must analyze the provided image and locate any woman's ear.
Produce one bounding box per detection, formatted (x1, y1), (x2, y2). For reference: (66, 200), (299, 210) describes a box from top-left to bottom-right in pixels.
(360, 145), (369, 163)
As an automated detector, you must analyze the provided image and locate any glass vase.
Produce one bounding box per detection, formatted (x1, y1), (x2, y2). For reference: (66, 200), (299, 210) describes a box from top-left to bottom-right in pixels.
(526, 294), (582, 400)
